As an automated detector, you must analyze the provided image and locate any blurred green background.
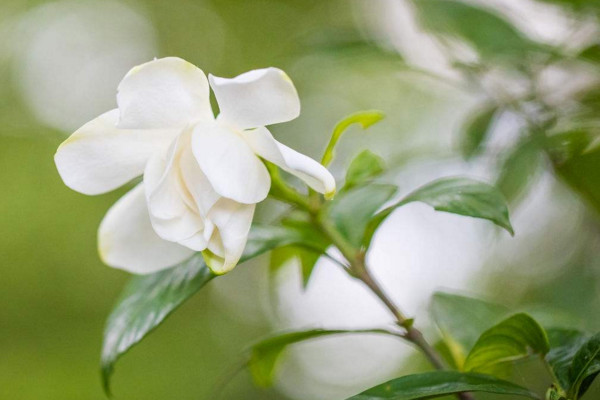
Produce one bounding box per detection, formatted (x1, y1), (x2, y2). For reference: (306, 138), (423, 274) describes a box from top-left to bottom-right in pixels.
(1, 0), (599, 399)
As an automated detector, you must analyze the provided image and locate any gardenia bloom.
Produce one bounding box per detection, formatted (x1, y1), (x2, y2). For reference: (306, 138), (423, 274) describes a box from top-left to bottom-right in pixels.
(55, 57), (335, 275)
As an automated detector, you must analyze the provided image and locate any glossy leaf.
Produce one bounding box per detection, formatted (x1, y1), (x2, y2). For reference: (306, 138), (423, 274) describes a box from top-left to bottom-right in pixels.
(464, 313), (549, 376)
(101, 254), (212, 394)
(249, 329), (396, 387)
(322, 110), (385, 167)
(101, 224), (328, 393)
(350, 179), (513, 246)
(546, 328), (590, 395)
(461, 104), (498, 159)
(569, 333), (600, 399)
(326, 184), (397, 247)
(398, 177), (514, 235)
(346, 371), (540, 400)
(344, 150), (386, 191)
(430, 292), (509, 369)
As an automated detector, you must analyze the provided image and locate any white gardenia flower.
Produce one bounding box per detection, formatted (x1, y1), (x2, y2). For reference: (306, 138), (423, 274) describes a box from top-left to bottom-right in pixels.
(55, 57), (335, 275)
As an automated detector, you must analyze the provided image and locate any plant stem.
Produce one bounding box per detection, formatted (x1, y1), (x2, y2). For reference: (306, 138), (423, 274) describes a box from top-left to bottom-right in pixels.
(353, 253), (447, 370)
(314, 213), (475, 400)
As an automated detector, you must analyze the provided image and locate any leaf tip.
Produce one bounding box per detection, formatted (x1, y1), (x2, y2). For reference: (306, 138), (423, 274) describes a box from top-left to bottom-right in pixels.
(505, 223), (515, 236)
(359, 110), (385, 129)
(100, 365), (113, 398)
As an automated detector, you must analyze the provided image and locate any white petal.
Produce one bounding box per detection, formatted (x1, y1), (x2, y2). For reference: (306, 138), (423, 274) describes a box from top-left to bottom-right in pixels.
(209, 68), (300, 129)
(192, 123), (270, 204)
(202, 199), (255, 274)
(117, 57), (213, 130)
(179, 143), (220, 216)
(98, 184), (194, 274)
(178, 232), (208, 251)
(240, 127), (336, 197)
(143, 135), (204, 242)
(55, 109), (176, 195)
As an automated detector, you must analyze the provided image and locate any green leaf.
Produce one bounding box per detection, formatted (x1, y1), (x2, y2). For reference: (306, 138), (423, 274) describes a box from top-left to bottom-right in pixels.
(345, 371), (540, 400)
(430, 292), (509, 369)
(399, 177), (514, 235)
(364, 178), (514, 252)
(461, 104), (498, 159)
(496, 139), (543, 205)
(414, 0), (539, 62)
(322, 110), (385, 167)
(569, 333), (600, 399)
(298, 249), (321, 286)
(249, 329), (396, 387)
(269, 213), (332, 287)
(464, 313), (550, 376)
(270, 246), (322, 288)
(344, 150), (386, 191)
(101, 255), (212, 394)
(544, 330), (600, 399)
(546, 328), (590, 395)
(326, 184), (397, 248)
(101, 224), (328, 393)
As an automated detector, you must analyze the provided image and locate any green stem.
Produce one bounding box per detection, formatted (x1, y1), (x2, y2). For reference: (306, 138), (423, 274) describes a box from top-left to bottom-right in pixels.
(352, 253), (446, 370)
(265, 162), (311, 210)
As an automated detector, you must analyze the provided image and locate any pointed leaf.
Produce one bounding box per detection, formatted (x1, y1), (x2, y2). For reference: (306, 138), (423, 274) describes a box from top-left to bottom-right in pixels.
(399, 177), (514, 234)
(364, 176), (514, 253)
(298, 249), (321, 287)
(464, 313), (549, 376)
(346, 371), (540, 400)
(101, 255), (212, 394)
(270, 246), (322, 288)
